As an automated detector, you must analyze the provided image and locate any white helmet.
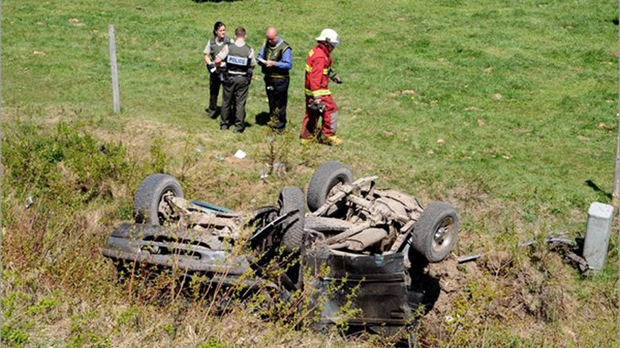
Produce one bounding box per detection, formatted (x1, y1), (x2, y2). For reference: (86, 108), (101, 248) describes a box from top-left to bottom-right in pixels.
(316, 28), (340, 47)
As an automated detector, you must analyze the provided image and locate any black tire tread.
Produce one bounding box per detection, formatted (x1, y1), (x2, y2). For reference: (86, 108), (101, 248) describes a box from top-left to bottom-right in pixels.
(306, 161), (353, 212)
(411, 202), (459, 263)
(133, 174), (184, 225)
(279, 186), (306, 252)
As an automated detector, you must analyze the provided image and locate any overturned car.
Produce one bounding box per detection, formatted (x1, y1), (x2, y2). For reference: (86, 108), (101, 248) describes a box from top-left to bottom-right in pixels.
(103, 161), (460, 335)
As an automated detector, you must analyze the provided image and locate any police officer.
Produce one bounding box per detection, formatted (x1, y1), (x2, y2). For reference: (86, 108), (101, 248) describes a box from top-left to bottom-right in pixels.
(214, 27), (257, 133)
(257, 27), (292, 134)
(203, 21), (231, 119)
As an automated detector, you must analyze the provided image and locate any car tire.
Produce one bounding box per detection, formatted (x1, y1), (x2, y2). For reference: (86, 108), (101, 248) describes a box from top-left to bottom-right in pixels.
(279, 186), (306, 252)
(133, 174), (184, 225)
(248, 205), (279, 229)
(410, 202), (459, 263)
(306, 161), (353, 216)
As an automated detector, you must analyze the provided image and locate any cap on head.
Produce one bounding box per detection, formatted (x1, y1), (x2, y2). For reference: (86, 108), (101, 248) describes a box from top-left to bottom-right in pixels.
(316, 28), (340, 47)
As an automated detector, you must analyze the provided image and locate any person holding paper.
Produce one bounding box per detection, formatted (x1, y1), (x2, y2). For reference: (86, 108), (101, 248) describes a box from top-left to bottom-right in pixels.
(257, 26), (292, 134)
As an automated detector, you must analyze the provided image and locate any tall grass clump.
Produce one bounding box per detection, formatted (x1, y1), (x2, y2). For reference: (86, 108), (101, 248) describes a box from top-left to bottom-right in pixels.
(3, 120), (132, 282)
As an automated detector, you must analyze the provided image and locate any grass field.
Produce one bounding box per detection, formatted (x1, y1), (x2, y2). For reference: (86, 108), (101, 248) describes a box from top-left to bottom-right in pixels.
(2, 0), (619, 347)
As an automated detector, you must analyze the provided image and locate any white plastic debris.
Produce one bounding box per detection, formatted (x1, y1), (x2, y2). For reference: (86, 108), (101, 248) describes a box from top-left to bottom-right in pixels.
(234, 149), (246, 159)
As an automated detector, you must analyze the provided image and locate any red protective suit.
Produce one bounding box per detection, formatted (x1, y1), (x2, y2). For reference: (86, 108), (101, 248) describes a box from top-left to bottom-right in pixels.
(300, 43), (339, 139)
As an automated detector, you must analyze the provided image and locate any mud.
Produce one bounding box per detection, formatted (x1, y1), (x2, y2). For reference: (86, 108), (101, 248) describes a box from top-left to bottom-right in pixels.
(419, 249), (580, 340)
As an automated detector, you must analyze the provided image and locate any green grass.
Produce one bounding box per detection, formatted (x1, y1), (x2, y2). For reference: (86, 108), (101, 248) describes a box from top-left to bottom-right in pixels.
(2, 0), (618, 347)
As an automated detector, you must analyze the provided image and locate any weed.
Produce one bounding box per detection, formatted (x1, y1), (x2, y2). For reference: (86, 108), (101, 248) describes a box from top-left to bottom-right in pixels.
(24, 295), (60, 316)
(178, 134), (203, 181)
(250, 128), (295, 182)
(1, 324), (30, 347)
(115, 306), (139, 331)
(197, 338), (227, 348)
(148, 136), (168, 174)
(69, 310), (112, 348)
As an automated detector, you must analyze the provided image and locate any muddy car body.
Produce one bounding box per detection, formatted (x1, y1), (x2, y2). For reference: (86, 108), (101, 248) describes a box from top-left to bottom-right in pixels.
(103, 162), (460, 335)
(103, 173), (305, 291)
(300, 161), (459, 333)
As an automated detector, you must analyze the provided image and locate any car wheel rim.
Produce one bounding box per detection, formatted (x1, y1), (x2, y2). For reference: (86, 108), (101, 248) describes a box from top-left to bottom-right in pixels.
(432, 216), (454, 252)
(158, 190), (177, 223)
(326, 181), (345, 199)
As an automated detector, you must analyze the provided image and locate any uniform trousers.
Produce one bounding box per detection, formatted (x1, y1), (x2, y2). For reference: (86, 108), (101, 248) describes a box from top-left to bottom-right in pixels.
(207, 71), (223, 118)
(265, 76), (289, 132)
(221, 75), (250, 132)
(300, 95), (339, 139)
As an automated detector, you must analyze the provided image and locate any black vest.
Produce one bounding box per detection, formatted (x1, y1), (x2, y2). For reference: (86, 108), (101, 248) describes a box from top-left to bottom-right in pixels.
(261, 40), (290, 77)
(226, 43), (252, 74)
(208, 37), (231, 60)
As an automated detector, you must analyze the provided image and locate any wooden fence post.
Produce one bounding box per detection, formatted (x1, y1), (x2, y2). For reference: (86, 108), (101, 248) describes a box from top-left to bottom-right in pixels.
(108, 24), (121, 114)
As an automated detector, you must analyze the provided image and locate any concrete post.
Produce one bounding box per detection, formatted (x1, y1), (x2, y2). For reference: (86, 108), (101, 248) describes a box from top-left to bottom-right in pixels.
(583, 202), (613, 270)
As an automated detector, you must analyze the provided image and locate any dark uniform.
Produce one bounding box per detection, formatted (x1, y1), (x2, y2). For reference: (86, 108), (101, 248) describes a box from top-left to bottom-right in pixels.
(218, 40), (256, 133)
(258, 39), (292, 133)
(204, 37), (231, 119)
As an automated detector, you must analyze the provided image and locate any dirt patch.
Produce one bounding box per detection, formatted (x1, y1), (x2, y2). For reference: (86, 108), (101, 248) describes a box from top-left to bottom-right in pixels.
(225, 155), (255, 169)
(92, 119), (192, 156)
(427, 257), (482, 314)
(419, 247), (581, 341)
(417, 256), (482, 327)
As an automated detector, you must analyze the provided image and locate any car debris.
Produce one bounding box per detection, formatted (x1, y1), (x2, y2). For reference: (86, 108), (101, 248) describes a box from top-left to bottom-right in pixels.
(102, 161), (461, 338)
(25, 195), (34, 209)
(458, 236), (589, 272)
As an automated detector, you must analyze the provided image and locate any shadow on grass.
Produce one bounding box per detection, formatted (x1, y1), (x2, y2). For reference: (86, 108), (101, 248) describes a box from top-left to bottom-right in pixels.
(205, 106), (221, 119)
(254, 111), (271, 126)
(584, 179), (612, 201)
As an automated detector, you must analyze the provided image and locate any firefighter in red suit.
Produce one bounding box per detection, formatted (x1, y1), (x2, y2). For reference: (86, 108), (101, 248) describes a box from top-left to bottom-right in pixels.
(300, 29), (344, 146)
